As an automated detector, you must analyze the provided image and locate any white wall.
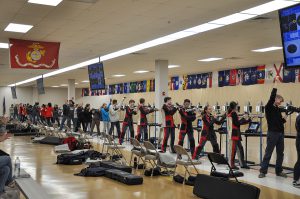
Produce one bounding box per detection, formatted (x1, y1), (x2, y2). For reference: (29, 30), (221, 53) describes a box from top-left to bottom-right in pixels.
(0, 87), (33, 116)
(36, 87), (68, 106)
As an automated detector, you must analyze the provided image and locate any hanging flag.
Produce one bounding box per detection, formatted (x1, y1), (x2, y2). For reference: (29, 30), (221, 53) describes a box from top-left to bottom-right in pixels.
(119, 83), (124, 94)
(256, 65), (266, 84)
(195, 74), (202, 89)
(223, 70), (230, 86)
(173, 76), (180, 90)
(212, 71), (219, 88)
(130, 82), (137, 93)
(236, 69), (243, 85)
(181, 75), (188, 90)
(282, 67), (296, 83)
(150, 80), (155, 92)
(2, 97), (6, 116)
(82, 88), (90, 97)
(207, 72), (213, 88)
(146, 80), (151, 92)
(115, 84), (120, 94)
(123, 83), (128, 94)
(9, 38), (60, 69)
(296, 69), (300, 83)
(273, 63), (284, 82)
(218, 71), (225, 87)
(242, 67), (257, 85)
(229, 69), (237, 86)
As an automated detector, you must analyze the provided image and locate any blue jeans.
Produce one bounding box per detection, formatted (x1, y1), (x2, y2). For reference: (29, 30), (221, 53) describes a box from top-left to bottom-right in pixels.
(260, 132), (284, 174)
(59, 115), (70, 130)
(0, 156), (13, 193)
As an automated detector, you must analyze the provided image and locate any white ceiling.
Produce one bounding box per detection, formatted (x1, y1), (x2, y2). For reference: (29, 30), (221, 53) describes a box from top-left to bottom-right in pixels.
(0, 0), (284, 88)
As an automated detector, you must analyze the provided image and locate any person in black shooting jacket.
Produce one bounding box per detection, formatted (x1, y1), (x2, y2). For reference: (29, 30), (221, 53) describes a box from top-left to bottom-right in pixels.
(59, 100), (70, 130)
(193, 105), (224, 160)
(161, 97), (178, 153)
(177, 99), (197, 156)
(119, 99), (137, 144)
(259, 76), (288, 178)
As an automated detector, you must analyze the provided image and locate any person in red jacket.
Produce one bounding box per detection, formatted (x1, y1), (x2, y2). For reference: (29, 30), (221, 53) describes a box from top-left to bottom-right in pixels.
(18, 104), (23, 122)
(45, 103), (53, 126)
(178, 99), (196, 155)
(193, 105), (225, 160)
(227, 101), (251, 170)
(136, 98), (157, 141)
(161, 97), (178, 153)
(119, 99), (137, 144)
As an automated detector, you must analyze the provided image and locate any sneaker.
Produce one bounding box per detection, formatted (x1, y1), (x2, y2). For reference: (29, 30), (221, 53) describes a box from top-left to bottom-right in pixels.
(258, 173), (266, 178)
(276, 172), (287, 178)
(241, 165), (250, 169)
(293, 181), (300, 188)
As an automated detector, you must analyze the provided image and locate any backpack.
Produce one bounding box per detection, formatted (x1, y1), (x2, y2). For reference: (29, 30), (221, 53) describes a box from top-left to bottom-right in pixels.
(63, 137), (78, 151)
(56, 152), (86, 165)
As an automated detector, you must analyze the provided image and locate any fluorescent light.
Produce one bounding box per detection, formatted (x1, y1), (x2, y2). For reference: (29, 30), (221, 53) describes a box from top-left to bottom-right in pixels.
(133, 70), (149, 74)
(75, 83), (78, 85)
(209, 13), (257, 25)
(4, 23), (33, 33)
(0, 43), (9, 49)
(252, 46), (283, 52)
(168, 65), (180, 69)
(28, 0), (63, 6)
(112, 74), (126, 77)
(8, 75), (42, 87)
(51, 86), (60, 88)
(43, 57), (99, 78)
(198, 58), (223, 62)
(81, 80), (89, 83)
(184, 23), (224, 33)
(240, 0), (298, 15)
(60, 84), (67, 86)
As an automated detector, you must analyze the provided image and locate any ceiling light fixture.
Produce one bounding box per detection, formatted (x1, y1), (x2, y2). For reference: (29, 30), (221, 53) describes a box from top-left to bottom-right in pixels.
(51, 86), (60, 88)
(4, 23), (33, 33)
(168, 65), (180, 69)
(28, 0), (63, 6)
(81, 80), (89, 83)
(198, 57), (223, 62)
(252, 46), (283, 52)
(112, 74), (126, 77)
(0, 43), (9, 49)
(133, 70), (149, 74)
(209, 13), (257, 25)
(8, 0), (298, 86)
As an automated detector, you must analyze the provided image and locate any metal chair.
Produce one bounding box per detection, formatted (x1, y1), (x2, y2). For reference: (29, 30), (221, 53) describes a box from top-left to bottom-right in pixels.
(207, 152), (244, 182)
(106, 135), (127, 164)
(143, 141), (159, 176)
(173, 145), (201, 184)
(129, 138), (146, 171)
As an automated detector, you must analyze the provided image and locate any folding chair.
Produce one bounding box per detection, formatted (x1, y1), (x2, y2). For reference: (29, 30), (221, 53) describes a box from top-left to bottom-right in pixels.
(129, 138), (146, 170)
(101, 132), (113, 153)
(207, 152), (244, 182)
(106, 135), (127, 165)
(173, 145), (201, 184)
(143, 141), (159, 176)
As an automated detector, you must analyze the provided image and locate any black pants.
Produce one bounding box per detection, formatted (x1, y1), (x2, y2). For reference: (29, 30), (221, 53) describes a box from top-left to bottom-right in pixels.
(53, 117), (60, 126)
(178, 128), (195, 155)
(229, 140), (246, 167)
(294, 136), (300, 181)
(193, 132), (219, 159)
(136, 125), (148, 141)
(46, 117), (52, 126)
(119, 122), (134, 144)
(260, 132), (284, 174)
(109, 121), (121, 138)
(161, 127), (175, 152)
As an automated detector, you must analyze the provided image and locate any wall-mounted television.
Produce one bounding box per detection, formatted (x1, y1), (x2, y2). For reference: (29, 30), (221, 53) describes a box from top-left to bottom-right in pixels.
(88, 62), (106, 90)
(279, 3), (300, 69)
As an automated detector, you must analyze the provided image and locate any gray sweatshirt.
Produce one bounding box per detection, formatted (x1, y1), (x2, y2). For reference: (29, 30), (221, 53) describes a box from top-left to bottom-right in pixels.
(109, 105), (119, 122)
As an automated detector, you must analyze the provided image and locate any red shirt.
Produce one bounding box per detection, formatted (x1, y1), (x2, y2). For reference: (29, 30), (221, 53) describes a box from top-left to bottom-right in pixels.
(45, 107), (53, 118)
(40, 108), (46, 117)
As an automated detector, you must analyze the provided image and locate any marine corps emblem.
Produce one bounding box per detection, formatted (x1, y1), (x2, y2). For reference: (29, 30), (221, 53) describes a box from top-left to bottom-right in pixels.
(26, 43), (45, 63)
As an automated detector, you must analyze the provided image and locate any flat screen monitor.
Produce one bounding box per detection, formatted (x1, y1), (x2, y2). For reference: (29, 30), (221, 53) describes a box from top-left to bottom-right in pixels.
(197, 119), (202, 128)
(279, 4), (300, 68)
(88, 62), (106, 90)
(11, 86), (17, 99)
(36, 78), (45, 95)
(249, 123), (259, 131)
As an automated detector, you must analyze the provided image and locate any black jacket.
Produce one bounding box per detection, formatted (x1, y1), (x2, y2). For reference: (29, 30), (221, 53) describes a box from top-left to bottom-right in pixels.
(265, 88), (286, 133)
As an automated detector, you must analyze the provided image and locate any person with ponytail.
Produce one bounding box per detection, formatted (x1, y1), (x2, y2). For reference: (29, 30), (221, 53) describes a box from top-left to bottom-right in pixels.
(192, 105), (224, 160)
(227, 101), (251, 170)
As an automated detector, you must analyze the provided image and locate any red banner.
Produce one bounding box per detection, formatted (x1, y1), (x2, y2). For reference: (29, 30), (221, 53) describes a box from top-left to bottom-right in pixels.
(9, 38), (60, 69)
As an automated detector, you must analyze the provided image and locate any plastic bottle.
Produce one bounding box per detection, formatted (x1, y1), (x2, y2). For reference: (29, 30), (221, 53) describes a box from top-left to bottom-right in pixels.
(14, 157), (21, 177)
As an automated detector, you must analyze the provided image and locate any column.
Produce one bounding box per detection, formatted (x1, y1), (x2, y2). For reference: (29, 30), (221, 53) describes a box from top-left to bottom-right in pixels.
(155, 60), (169, 124)
(68, 79), (76, 101)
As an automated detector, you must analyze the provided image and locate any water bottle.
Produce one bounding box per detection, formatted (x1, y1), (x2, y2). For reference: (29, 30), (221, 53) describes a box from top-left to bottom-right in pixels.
(14, 157), (21, 177)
